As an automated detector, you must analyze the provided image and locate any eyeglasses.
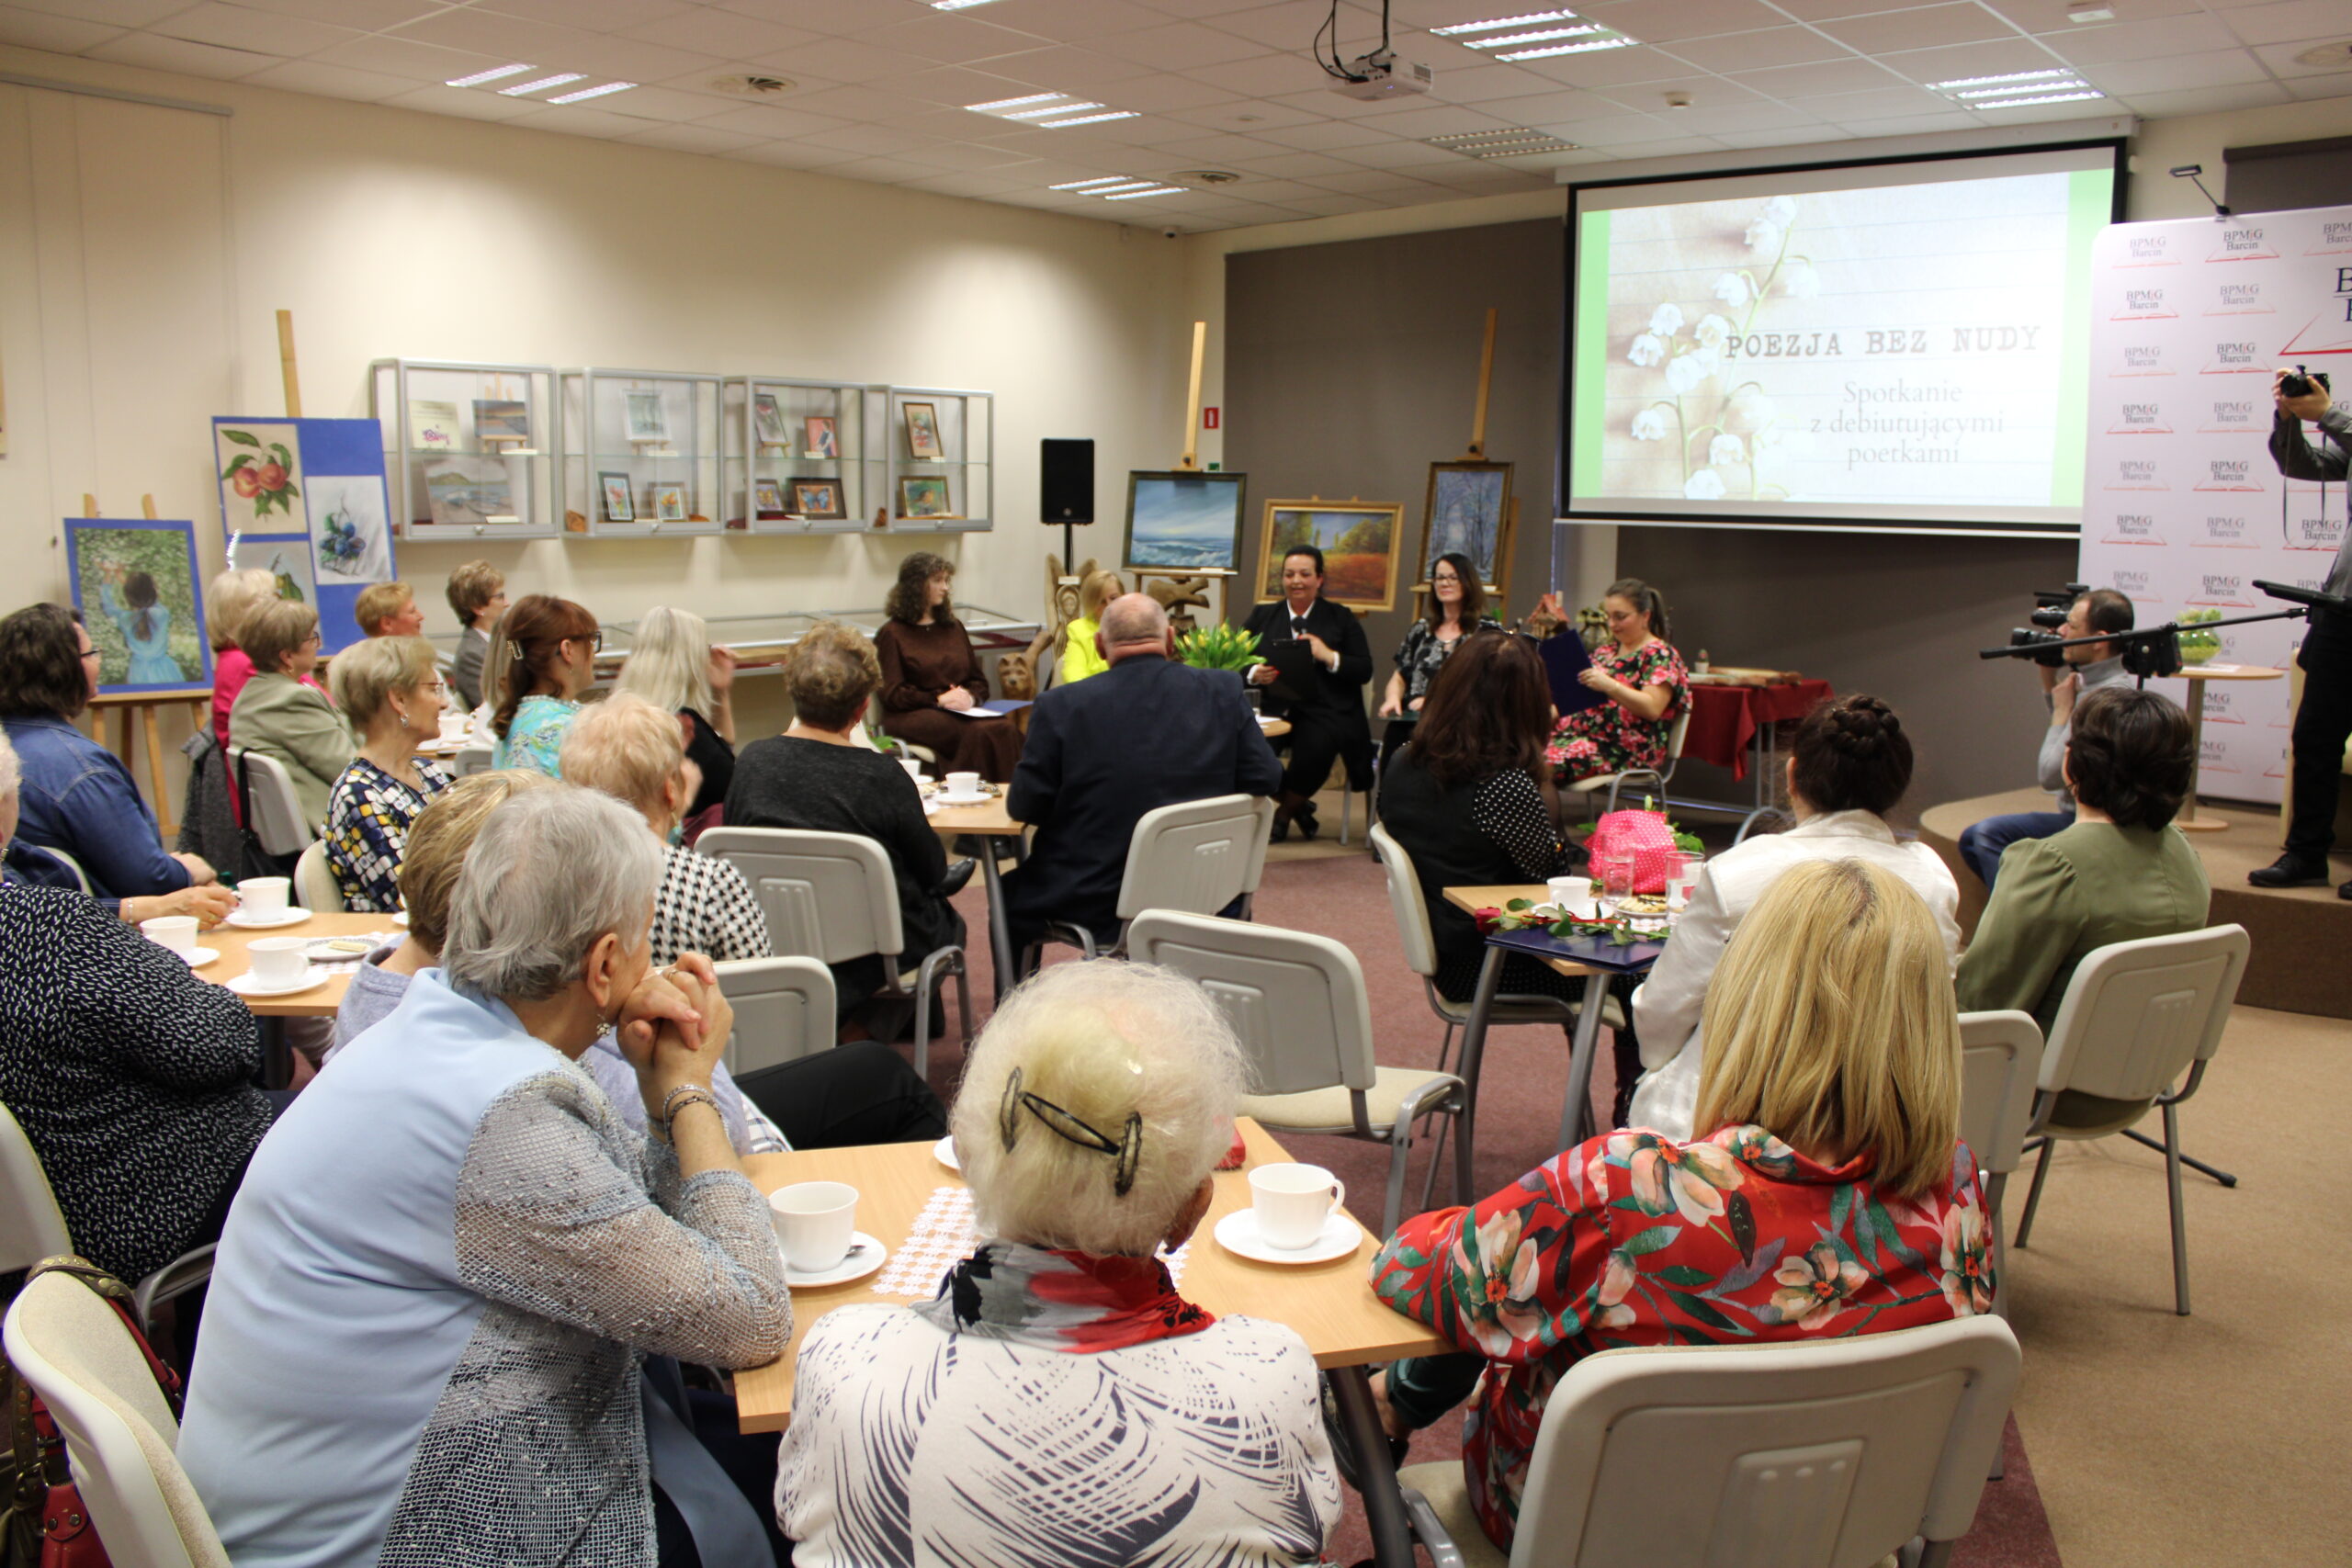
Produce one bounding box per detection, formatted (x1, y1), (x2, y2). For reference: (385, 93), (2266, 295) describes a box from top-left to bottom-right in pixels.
(423, 680), (450, 697)
(78, 648), (101, 663)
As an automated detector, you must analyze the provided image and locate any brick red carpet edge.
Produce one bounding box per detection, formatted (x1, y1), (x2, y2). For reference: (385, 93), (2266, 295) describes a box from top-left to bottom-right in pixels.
(926, 851), (2061, 1566)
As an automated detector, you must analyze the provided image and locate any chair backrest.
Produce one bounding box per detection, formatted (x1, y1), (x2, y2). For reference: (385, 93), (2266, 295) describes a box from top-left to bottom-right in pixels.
(449, 743), (495, 779)
(0, 1101), (76, 1275)
(231, 749), (313, 855)
(714, 956), (836, 1077)
(26, 842), (94, 895)
(1114, 794), (1276, 921)
(1956, 1011), (2041, 1180)
(1126, 910), (1375, 1095)
(292, 839), (344, 914)
(1367, 822), (1440, 980)
(2039, 924), (2250, 1103)
(1508, 1315), (2020, 1568)
(696, 828), (902, 964)
(1663, 697), (1694, 764)
(4, 1271), (229, 1568)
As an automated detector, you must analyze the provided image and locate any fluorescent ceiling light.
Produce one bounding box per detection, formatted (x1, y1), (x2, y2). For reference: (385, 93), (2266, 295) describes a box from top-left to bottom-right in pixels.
(546, 81), (636, 104)
(1498, 35), (1634, 58)
(1087, 181), (1162, 194)
(446, 63), (534, 88)
(1971, 89), (2103, 106)
(1430, 9), (1579, 36)
(1104, 186), (1187, 199)
(1049, 176), (1131, 190)
(965, 93), (1061, 111)
(1002, 100), (1102, 118)
(500, 73), (585, 96)
(932, 0), (996, 8)
(1464, 24), (1600, 49)
(1928, 66), (2099, 107)
(1039, 110), (1138, 127)
(1928, 67), (2075, 89)
(1425, 128), (1580, 157)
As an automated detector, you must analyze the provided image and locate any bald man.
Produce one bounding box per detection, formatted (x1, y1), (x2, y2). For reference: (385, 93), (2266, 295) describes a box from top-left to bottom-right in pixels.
(1005, 594), (1283, 957)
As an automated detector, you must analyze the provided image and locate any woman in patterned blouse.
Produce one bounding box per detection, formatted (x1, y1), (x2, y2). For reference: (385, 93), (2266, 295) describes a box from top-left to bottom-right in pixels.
(1545, 577), (1689, 784)
(1367, 859), (1994, 1554)
(322, 636), (451, 911)
(488, 593), (598, 777)
(1379, 551), (1502, 718)
(561, 694), (769, 965)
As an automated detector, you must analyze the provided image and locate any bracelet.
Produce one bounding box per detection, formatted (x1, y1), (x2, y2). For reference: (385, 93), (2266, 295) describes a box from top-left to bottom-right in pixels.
(660, 1083), (717, 1122)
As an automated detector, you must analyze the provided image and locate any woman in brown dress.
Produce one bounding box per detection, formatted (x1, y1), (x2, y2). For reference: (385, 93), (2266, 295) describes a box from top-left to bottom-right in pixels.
(874, 552), (1022, 782)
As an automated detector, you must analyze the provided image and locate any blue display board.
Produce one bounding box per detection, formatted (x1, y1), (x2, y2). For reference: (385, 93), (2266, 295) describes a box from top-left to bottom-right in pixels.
(213, 415), (395, 654)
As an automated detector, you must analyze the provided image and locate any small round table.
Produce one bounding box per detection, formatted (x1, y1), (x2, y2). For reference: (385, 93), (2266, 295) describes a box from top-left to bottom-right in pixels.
(2170, 663), (2285, 832)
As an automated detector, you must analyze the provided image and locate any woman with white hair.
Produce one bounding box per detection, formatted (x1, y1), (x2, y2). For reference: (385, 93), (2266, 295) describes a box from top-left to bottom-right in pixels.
(322, 634), (451, 910)
(616, 604), (738, 820)
(182, 784), (793, 1568)
(776, 960), (1342, 1565)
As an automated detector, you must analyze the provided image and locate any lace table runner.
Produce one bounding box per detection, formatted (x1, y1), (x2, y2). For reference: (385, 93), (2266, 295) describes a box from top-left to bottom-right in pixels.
(869, 1185), (1192, 1300)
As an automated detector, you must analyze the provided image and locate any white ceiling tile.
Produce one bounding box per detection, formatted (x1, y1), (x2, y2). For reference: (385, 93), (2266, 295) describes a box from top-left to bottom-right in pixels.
(1654, 99), (1832, 130)
(978, 43), (1156, 92)
(2085, 50), (2271, 92)
(1763, 0), (1941, 18)
(855, 12), (1052, 62)
(1431, 64), (1593, 103)
(2113, 81), (2290, 115)
(548, 35), (729, 81)
(1710, 123), (1859, 145)
(2045, 13), (2240, 63)
(617, 7), (819, 58)
(569, 84), (740, 122)
(798, 121), (933, 154)
(85, 29), (283, 75)
(309, 33), (511, 82)
(754, 32), (924, 82)
(4, 0), (194, 25)
(1815, 110), (1973, 133)
(1665, 26), (1859, 72)
(227, 0), (437, 27)
(1511, 45), (1718, 89)
(509, 103), (652, 137)
(163, 0), (357, 55)
(241, 57), (420, 99)
(1266, 84), (1422, 116)
(1227, 146), (1368, 175)
(1283, 191), (1387, 214)
(1727, 54), (1908, 94)
(975, 0), (1182, 41)
(1981, 0), (2198, 28)
(1802, 84), (1963, 116)
(1090, 19), (1272, 68)
(897, 139), (1045, 168)
(891, 65), (1055, 104)
(1182, 197), (1316, 223)
(1078, 111), (1215, 144)
(1160, 96), (1329, 127)
(1157, 130), (1291, 159)
(1245, 117), (1398, 149)
(1325, 137), (1463, 167)
(1560, 111), (1687, 144)
(0, 6), (127, 51)
(2220, 0), (2352, 46)
(688, 100), (855, 136)
(717, 137), (865, 167)
(1095, 70), (1244, 110)
(1350, 100), (1518, 135)
(1872, 37), (2059, 84)
(1303, 166), (1452, 196)
(1588, 0), (1800, 42)
(2279, 71), (2352, 96)
(386, 7), (582, 59)
(895, 170), (1039, 197)
(378, 82), (550, 118)
(773, 82), (918, 118)
(1477, 86), (1647, 122)
(615, 120), (767, 153)
(1143, 0), (1295, 19)
(1815, 3), (2023, 54)
(1204, 1), (1348, 50)
(1178, 50), (1324, 96)
(2250, 39), (2352, 77)
(704, 0), (865, 30)
(821, 153), (938, 180)
(479, 0), (696, 29)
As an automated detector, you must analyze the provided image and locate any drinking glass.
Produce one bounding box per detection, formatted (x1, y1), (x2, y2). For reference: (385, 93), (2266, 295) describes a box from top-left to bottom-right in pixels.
(1665, 851), (1705, 916)
(1593, 850), (1636, 921)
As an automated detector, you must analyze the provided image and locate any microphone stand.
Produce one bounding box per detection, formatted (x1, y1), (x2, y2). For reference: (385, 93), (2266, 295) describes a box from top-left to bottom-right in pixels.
(1978, 607), (2307, 687)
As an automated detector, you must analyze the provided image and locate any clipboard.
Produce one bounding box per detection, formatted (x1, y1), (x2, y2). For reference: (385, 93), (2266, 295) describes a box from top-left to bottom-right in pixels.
(1260, 639), (1320, 706)
(1540, 635), (1611, 716)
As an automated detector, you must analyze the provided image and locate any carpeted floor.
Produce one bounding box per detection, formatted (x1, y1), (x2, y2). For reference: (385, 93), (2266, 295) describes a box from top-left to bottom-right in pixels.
(917, 799), (2352, 1566)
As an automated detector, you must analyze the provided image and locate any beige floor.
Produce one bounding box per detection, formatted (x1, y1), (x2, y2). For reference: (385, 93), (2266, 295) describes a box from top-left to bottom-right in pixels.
(2000, 1003), (2351, 1566)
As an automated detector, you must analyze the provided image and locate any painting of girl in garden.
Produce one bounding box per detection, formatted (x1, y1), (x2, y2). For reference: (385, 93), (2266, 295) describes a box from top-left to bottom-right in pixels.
(65, 518), (210, 692)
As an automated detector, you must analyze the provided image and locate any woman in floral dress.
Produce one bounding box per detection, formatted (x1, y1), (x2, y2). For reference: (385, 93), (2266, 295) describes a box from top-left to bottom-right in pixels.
(1366, 858), (1994, 1555)
(1545, 577), (1688, 784)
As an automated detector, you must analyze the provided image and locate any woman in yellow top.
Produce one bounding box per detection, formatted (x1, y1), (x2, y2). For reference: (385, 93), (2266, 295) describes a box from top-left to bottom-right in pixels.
(1057, 569), (1125, 686)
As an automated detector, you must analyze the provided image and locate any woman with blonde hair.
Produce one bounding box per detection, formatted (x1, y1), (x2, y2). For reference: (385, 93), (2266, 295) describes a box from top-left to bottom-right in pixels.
(1057, 568), (1125, 686)
(229, 598), (354, 829)
(321, 636), (451, 911)
(205, 566), (303, 751)
(1367, 859), (1992, 1555)
(616, 604), (738, 819)
(777, 960), (1340, 1564)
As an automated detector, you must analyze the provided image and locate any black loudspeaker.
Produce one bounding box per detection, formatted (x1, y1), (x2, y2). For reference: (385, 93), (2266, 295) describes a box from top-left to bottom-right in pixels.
(1041, 438), (1095, 524)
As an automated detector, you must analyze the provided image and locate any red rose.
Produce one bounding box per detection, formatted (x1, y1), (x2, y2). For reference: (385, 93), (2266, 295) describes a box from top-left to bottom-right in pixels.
(256, 461), (288, 491)
(232, 467), (262, 498)
(1472, 906), (1503, 933)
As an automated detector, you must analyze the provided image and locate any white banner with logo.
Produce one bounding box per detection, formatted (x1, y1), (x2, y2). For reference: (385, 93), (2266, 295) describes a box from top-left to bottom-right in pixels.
(2080, 206), (2352, 806)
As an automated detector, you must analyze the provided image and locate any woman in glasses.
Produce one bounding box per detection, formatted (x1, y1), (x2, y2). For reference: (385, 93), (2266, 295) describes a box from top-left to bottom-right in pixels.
(489, 593), (601, 778)
(322, 635), (453, 912)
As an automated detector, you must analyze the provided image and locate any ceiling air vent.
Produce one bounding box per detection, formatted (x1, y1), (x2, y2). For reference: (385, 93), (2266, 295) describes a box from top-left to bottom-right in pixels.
(2292, 39), (2352, 68)
(1172, 170), (1243, 186)
(710, 74), (794, 96)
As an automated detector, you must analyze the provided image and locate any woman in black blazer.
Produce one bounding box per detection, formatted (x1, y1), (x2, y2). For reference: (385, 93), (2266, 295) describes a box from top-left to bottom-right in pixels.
(1240, 546), (1374, 840)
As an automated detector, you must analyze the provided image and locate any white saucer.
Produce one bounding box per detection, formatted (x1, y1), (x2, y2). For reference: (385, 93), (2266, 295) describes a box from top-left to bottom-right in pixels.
(225, 907), (310, 930)
(391, 910), (410, 928)
(933, 1135), (960, 1171)
(937, 792), (987, 807)
(1214, 1208), (1363, 1266)
(180, 946), (220, 967)
(224, 965), (326, 998)
(780, 1232), (887, 1288)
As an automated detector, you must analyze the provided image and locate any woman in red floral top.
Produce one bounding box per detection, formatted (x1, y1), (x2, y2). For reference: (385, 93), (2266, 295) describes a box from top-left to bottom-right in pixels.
(1545, 578), (1689, 784)
(1369, 858), (1995, 1552)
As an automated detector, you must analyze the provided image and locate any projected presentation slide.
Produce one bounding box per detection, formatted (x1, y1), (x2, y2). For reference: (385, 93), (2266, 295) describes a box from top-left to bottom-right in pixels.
(1566, 144), (2120, 536)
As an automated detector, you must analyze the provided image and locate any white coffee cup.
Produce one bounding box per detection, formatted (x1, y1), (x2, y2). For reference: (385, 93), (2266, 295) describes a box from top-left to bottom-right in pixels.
(769, 1180), (858, 1272)
(248, 935), (309, 988)
(439, 712), (469, 739)
(944, 771), (982, 801)
(899, 757), (925, 787)
(239, 876), (290, 919)
(1545, 875), (1587, 918)
(140, 915), (198, 954)
(1249, 1162), (1345, 1250)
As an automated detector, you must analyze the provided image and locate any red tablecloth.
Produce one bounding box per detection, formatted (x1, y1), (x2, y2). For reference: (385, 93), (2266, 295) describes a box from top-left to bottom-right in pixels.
(1681, 680), (1836, 780)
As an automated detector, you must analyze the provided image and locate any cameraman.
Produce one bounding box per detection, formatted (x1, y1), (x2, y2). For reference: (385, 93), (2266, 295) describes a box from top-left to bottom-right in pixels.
(1958, 588), (2134, 887)
(2252, 367), (2352, 895)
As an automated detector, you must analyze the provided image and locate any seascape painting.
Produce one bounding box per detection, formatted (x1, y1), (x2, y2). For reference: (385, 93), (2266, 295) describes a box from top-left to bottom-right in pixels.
(1125, 471), (1244, 573)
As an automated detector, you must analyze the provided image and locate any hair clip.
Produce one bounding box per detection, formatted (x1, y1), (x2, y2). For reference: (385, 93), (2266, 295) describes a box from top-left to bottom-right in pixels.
(997, 1066), (1142, 1196)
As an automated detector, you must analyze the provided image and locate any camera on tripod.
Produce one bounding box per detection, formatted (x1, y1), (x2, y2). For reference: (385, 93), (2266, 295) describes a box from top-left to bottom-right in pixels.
(2007, 582), (2088, 668)
(2280, 364), (2333, 400)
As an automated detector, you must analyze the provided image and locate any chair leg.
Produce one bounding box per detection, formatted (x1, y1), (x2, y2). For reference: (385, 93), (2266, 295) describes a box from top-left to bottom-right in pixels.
(912, 976), (933, 1081)
(956, 962), (975, 1055)
(2120, 1127), (2238, 1188)
(2014, 1140), (2057, 1248)
(1383, 1134), (1410, 1238)
(2164, 1101), (2191, 1316)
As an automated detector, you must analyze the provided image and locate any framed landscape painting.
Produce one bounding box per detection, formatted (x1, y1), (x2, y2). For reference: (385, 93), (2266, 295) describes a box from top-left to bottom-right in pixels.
(1424, 460), (1514, 595)
(1125, 470), (1245, 573)
(1255, 500), (1405, 611)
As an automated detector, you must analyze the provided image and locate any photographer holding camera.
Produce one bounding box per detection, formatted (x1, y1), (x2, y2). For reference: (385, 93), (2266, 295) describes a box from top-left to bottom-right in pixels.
(2252, 366), (2352, 896)
(1959, 587), (2135, 887)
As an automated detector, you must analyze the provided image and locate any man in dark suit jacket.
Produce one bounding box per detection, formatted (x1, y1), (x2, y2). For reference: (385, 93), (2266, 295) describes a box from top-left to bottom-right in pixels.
(1006, 594), (1282, 953)
(1240, 544), (1374, 840)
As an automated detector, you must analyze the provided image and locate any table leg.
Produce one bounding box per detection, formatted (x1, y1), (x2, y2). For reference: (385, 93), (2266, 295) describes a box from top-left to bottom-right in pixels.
(980, 846), (1014, 1002)
(1452, 948), (1505, 1207)
(143, 702), (176, 839)
(1328, 1365), (1417, 1568)
(2177, 680), (2225, 832)
(1555, 986), (1611, 1154)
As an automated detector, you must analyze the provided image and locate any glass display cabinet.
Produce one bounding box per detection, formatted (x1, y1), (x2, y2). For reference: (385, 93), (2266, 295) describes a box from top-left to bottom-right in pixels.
(369, 359), (557, 540)
(877, 384), (992, 533)
(721, 377), (868, 535)
(560, 368), (724, 538)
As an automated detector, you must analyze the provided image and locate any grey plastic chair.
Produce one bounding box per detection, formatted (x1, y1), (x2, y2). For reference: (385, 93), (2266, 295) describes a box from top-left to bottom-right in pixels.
(1955, 1010), (2041, 1316)
(1028, 793), (1275, 966)
(230, 748), (315, 856)
(448, 742), (496, 778)
(1126, 909), (1464, 1236)
(1398, 1315), (2021, 1568)
(293, 839), (345, 914)
(1566, 700), (1695, 817)
(697, 827), (970, 1077)
(2011, 923), (2250, 1316)
(713, 955), (836, 1080)
(4, 1269), (231, 1568)
(0, 1101), (212, 1337)
(24, 843), (95, 894)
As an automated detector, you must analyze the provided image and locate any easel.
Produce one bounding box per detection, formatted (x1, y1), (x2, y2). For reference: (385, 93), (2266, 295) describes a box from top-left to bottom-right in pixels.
(1131, 320), (1238, 623)
(1409, 307), (1514, 622)
(77, 492), (208, 839)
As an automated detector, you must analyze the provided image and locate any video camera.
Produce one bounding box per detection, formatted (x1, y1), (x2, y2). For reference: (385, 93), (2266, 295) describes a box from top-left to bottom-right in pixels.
(2280, 365), (2332, 400)
(2007, 582), (2089, 669)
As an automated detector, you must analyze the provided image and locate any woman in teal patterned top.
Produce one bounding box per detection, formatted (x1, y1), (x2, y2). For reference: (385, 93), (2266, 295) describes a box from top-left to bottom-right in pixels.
(489, 593), (599, 777)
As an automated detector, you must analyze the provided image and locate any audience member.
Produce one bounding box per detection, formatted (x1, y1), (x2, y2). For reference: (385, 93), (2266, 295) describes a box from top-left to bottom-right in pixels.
(1958, 684), (2210, 1032)
(1545, 577), (1688, 786)
(1057, 567), (1125, 686)
(874, 552), (1021, 782)
(204, 567), (285, 752)
(1006, 593), (1279, 955)
(1378, 631), (1582, 1003)
(727, 622), (967, 1027)
(353, 580), (424, 639)
(1379, 551), (1500, 719)
(1958, 587), (2134, 888)
(1369, 859), (1993, 1554)
(322, 635), (451, 911)
(183, 786), (792, 1568)
(777, 960), (1340, 1564)
(229, 598), (354, 829)
(0, 728), (273, 1290)
(1627, 694), (1960, 1137)
(562, 694), (767, 964)
(444, 560), (507, 712)
(616, 604), (738, 819)
(489, 592), (599, 776)
(1241, 545), (1374, 841)
(0, 603), (220, 900)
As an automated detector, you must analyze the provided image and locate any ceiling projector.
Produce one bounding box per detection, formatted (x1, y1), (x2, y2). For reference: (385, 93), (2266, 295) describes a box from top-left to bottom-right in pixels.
(1332, 50), (1432, 101)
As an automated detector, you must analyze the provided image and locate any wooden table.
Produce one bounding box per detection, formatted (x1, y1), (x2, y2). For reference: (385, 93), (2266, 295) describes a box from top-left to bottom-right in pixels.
(2166, 664), (2284, 832)
(736, 1118), (1446, 1566)
(922, 788), (1023, 999)
(84, 687), (209, 838)
(191, 908), (400, 1083)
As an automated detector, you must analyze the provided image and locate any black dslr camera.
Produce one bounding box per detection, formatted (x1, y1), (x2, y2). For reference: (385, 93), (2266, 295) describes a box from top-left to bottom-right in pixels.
(2007, 583), (2087, 669)
(2280, 364), (2332, 399)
